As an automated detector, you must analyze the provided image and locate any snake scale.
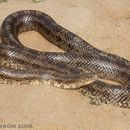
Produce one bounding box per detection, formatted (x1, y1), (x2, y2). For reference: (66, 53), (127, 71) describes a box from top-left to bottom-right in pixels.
(0, 10), (130, 108)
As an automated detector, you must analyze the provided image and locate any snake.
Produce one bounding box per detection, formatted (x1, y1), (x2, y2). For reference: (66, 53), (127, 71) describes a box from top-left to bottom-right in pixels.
(0, 10), (129, 108)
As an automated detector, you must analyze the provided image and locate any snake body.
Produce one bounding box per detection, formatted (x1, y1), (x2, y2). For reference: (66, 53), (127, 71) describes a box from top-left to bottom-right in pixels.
(0, 10), (130, 108)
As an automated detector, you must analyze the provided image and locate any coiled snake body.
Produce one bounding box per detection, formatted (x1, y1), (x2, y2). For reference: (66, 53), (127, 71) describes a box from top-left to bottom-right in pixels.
(0, 10), (130, 108)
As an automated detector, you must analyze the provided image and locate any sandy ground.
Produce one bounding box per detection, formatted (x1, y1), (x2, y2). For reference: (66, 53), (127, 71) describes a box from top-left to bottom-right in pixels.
(0, 0), (130, 130)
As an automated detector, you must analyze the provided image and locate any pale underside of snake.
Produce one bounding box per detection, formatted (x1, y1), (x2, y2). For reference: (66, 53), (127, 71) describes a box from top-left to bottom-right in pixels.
(0, 10), (129, 108)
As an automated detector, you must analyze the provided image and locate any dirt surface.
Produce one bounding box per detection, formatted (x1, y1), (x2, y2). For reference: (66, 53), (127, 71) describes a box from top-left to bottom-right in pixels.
(0, 0), (130, 130)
